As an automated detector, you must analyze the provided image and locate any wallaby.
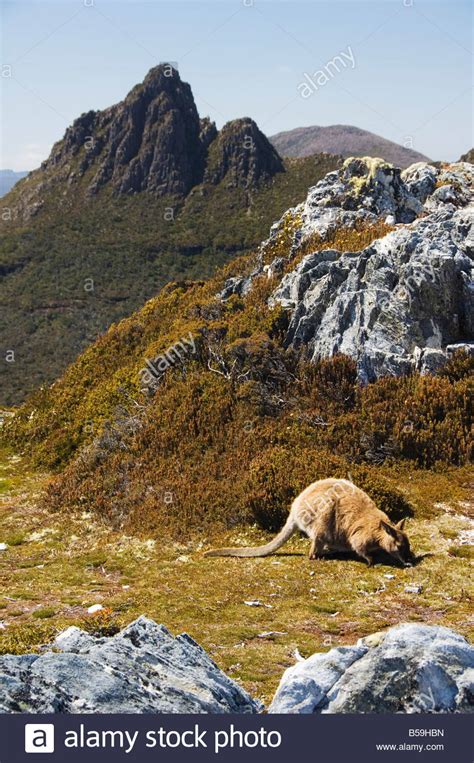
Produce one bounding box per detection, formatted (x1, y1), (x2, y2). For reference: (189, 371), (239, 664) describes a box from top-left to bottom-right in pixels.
(205, 478), (413, 566)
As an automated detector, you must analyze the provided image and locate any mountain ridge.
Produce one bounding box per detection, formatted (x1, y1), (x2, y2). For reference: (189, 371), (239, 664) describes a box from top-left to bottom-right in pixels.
(7, 65), (285, 222)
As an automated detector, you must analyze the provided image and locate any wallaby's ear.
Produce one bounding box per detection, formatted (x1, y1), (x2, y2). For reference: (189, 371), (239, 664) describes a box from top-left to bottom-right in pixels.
(381, 520), (398, 538)
(396, 518), (406, 531)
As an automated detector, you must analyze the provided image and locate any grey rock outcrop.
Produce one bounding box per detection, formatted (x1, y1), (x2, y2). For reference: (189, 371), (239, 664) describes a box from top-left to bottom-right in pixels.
(1, 619), (472, 714)
(274, 157), (472, 243)
(269, 623), (474, 713)
(0, 617), (258, 714)
(261, 158), (474, 380)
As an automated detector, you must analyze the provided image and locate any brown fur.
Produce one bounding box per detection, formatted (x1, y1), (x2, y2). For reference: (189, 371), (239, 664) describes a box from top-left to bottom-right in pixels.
(205, 478), (413, 566)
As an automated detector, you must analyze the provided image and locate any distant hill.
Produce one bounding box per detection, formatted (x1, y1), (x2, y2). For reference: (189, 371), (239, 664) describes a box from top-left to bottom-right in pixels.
(0, 65), (340, 405)
(0, 169), (28, 197)
(270, 125), (430, 168)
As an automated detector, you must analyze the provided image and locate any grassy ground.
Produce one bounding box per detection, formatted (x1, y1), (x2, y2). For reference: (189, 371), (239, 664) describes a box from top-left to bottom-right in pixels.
(0, 447), (472, 707)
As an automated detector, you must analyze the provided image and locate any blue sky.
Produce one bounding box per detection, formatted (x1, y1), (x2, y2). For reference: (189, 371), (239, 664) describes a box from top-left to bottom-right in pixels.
(1, 0), (472, 170)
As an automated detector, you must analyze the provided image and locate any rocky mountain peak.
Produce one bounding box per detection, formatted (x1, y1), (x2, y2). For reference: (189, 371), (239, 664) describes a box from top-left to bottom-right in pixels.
(87, 64), (209, 196)
(132, 62), (182, 94)
(24, 67), (282, 208)
(42, 64), (208, 196)
(205, 117), (284, 188)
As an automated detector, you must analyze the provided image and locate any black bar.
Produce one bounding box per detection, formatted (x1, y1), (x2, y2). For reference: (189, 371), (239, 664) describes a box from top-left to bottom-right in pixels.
(1, 713), (472, 763)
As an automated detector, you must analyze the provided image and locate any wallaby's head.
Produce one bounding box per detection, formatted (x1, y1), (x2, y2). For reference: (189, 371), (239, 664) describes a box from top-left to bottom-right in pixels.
(379, 518), (413, 566)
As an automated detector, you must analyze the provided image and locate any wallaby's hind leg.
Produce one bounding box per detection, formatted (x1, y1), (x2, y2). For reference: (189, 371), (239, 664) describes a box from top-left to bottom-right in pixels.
(309, 535), (325, 560)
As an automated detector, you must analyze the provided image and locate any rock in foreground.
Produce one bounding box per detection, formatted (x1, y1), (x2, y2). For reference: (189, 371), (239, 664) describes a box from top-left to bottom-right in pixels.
(0, 617), (258, 713)
(269, 623), (474, 713)
(2, 619), (472, 714)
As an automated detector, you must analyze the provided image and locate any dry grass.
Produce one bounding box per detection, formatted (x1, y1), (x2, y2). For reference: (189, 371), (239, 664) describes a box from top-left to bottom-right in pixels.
(297, 219), (395, 260)
(1, 448), (472, 707)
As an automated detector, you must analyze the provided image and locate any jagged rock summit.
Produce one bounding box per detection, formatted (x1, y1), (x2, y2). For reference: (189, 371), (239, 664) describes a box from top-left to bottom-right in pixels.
(269, 623), (474, 713)
(225, 157), (474, 380)
(14, 65), (283, 215)
(205, 117), (283, 188)
(49, 65), (210, 197)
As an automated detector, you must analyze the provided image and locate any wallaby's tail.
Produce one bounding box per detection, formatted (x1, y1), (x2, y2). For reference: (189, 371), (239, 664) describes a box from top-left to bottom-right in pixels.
(204, 517), (296, 558)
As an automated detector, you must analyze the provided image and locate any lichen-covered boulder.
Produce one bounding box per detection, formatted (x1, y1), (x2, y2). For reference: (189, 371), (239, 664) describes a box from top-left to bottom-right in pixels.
(271, 204), (473, 381)
(269, 623), (474, 713)
(0, 617), (259, 714)
(257, 158), (474, 381)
